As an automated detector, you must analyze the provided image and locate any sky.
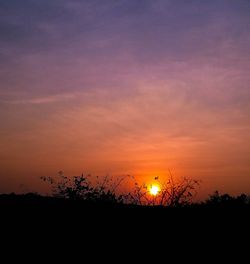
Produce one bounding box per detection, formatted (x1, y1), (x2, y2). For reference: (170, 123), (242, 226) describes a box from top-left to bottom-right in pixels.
(0, 0), (250, 197)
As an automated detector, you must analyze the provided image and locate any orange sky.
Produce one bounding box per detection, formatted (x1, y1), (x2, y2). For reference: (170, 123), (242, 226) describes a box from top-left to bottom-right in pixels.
(0, 0), (250, 198)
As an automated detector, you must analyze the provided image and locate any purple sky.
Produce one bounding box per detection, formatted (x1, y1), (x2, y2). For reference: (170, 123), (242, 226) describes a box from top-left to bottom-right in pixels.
(0, 0), (250, 197)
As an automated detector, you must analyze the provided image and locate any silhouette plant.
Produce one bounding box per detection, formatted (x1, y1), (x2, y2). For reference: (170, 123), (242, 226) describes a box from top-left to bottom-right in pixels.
(205, 191), (250, 207)
(121, 171), (200, 207)
(41, 171), (125, 204)
(41, 171), (200, 207)
(159, 170), (200, 207)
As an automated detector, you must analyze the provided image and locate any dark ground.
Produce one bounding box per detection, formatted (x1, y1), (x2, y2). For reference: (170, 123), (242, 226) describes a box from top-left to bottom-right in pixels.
(1, 193), (250, 227)
(1, 193), (249, 259)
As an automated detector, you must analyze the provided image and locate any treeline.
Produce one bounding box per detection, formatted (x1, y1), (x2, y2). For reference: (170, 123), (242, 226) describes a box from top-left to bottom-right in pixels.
(1, 191), (250, 208)
(0, 171), (249, 208)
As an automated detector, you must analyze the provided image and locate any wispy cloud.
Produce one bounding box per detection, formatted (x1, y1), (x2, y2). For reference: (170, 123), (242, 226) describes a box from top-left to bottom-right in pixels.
(4, 93), (77, 105)
(1, 0), (250, 195)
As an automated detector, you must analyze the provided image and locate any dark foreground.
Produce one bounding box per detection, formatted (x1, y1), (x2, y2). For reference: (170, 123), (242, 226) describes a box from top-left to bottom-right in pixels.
(1, 193), (249, 258)
(1, 193), (250, 226)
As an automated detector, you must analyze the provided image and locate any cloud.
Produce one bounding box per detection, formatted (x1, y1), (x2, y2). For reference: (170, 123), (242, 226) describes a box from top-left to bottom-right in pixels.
(3, 93), (77, 105)
(1, 0), (250, 195)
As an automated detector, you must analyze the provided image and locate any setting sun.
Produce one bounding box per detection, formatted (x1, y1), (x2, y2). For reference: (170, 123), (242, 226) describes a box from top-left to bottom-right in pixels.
(149, 185), (160, 196)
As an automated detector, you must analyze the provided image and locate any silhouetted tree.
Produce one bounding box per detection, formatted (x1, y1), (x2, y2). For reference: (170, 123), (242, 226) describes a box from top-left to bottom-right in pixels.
(41, 171), (200, 207)
(205, 191), (250, 207)
(123, 171), (200, 207)
(41, 172), (125, 205)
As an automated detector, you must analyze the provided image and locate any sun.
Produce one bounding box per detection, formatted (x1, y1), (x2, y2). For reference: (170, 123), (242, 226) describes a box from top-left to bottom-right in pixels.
(149, 185), (160, 196)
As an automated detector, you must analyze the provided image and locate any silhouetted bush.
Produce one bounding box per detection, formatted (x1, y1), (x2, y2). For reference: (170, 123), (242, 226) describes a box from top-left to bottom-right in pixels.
(125, 172), (200, 207)
(41, 171), (200, 207)
(205, 191), (250, 207)
(41, 172), (125, 205)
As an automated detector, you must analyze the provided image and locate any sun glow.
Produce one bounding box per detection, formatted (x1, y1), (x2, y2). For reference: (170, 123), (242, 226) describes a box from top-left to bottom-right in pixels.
(149, 185), (160, 196)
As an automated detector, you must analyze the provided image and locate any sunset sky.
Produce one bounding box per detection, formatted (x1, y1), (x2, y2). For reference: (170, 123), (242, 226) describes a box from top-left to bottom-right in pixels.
(0, 0), (250, 197)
